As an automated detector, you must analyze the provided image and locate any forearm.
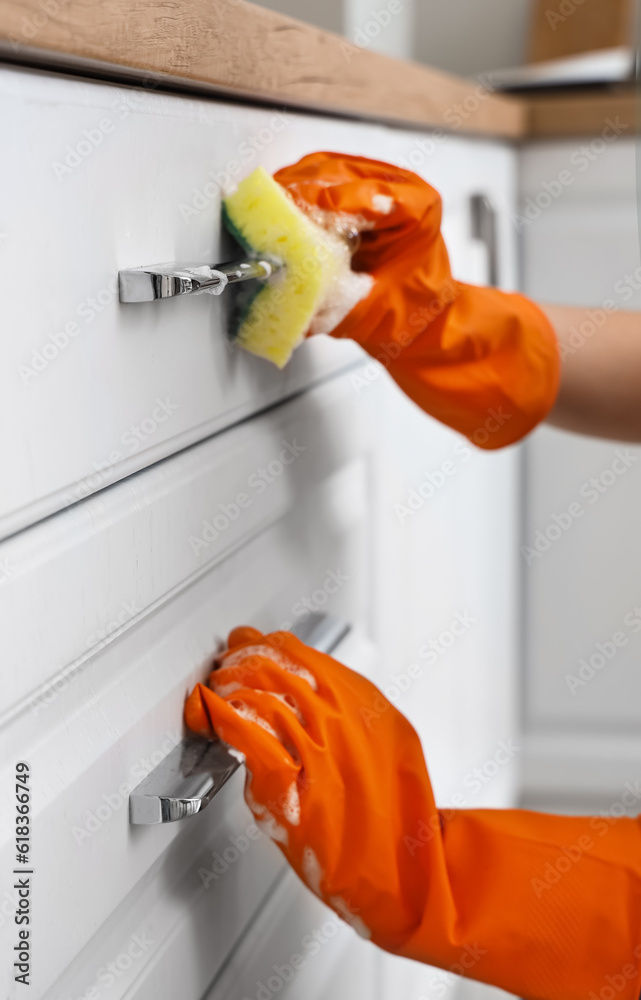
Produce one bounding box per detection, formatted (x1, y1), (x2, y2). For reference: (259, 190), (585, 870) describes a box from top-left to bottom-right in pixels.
(544, 304), (641, 442)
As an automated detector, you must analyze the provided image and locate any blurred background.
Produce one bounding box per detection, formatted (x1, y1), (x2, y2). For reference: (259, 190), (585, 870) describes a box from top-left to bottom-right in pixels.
(249, 0), (530, 67)
(250, 0), (631, 72)
(253, 0), (641, 821)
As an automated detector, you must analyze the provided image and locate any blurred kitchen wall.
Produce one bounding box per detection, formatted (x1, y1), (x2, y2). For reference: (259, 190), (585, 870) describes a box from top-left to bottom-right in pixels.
(248, 0), (343, 34)
(251, 0), (532, 69)
(413, 0), (531, 74)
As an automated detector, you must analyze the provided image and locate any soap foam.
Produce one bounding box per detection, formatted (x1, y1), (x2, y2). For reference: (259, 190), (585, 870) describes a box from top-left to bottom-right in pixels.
(284, 201), (375, 337)
(221, 644), (318, 691)
(224, 745), (246, 765)
(371, 193), (394, 215)
(212, 678), (243, 698)
(189, 265), (229, 296)
(229, 699), (279, 740)
(302, 846), (324, 896)
(310, 268), (374, 337)
(245, 777), (289, 845)
(329, 895), (372, 940)
(269, 692), (306, 725)
(282, 781), (301, 826)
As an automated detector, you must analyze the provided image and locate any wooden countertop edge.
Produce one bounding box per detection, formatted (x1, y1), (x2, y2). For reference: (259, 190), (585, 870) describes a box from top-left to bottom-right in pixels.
(0, 1), (636, 141)
(0, 0), (527, 139)
(524, 87), (636, 139)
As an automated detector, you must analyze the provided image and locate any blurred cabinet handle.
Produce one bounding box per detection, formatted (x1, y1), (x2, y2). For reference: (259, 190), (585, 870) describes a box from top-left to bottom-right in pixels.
(470, 193), (499, 288)
(129, 613), (350, 825)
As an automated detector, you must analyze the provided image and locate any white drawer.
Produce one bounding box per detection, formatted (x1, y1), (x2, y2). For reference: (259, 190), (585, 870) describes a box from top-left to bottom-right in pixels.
(203, 869), (378, 1000)
(0, 372), (372, 722)
(0, 370), (378, 1000)
(0, 65), (516, 539)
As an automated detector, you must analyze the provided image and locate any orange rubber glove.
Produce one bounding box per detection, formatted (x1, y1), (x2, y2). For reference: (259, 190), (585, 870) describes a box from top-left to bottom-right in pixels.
(185, 628), (641, 1000)
(273, 153), (560, 450)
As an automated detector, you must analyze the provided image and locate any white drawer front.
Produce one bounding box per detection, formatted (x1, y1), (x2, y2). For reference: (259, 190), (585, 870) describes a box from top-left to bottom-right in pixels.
(0, 371), (377, 1000)
(0, 372), (370, 723)
(0, 66), (516, 538)
(203, 870), (377, 1000)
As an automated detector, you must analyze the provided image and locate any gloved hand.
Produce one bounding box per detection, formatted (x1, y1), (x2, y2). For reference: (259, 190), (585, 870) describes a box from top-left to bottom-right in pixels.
(273, 153), (560, 450)
(185, 627), (641, 1000)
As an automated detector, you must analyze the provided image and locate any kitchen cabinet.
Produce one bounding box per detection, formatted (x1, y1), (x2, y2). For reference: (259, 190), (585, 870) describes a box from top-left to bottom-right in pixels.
(0, 62), (520, 1000)
(520, 137), (641, 808)
(1, 65), (513, 542)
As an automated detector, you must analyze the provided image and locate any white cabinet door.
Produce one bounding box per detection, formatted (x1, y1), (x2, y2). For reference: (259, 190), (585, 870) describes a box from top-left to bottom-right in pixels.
(519, 137), (641, 806)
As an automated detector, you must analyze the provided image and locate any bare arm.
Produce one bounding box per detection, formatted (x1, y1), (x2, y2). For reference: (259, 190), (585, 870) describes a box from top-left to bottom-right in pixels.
(543, 304), (641, 442)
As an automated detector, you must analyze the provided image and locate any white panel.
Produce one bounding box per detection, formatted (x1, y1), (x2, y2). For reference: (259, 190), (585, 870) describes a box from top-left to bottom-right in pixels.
(519, 136), (641, 803)
(524, 426), (641, 728)
(0, 64), (516, 537)
(203, 869), (373, 1000)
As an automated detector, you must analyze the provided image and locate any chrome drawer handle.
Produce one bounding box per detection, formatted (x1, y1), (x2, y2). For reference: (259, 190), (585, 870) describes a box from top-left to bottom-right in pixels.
(118, 257), (280, 303)
(129, 614), (350, 825)
(470, 193), (499, 288)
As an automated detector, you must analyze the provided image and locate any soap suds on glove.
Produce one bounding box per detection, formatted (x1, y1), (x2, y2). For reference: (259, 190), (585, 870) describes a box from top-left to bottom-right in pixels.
(302, 846), (323, 896)
(224, 745), (246, 765)
(245, 776), (289, 845)
(212, 678), (243, 698)
(330, 896), (372, 940)
(229, 699), (279, 740)
(282, 781), (301, 826)
(270, 692), (306, 725)
(310, 269), (373, 337)
(222, 644), (318, 690)
(371, 193), (394, 214)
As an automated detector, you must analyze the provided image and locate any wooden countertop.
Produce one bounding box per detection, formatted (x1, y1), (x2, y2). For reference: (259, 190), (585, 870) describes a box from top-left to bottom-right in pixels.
(0, 0), (634, 140)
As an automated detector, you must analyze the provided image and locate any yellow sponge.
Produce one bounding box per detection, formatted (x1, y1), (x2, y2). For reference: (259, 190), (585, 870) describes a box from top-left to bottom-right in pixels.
(222, 167), (347, 369)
